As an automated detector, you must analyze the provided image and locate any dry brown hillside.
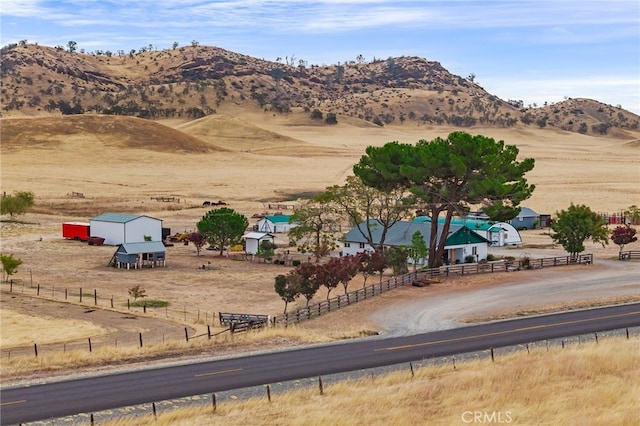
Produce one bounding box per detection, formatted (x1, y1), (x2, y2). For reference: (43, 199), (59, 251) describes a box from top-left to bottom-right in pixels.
(2, 43), (638, 136)
(1, 115), (218, 153)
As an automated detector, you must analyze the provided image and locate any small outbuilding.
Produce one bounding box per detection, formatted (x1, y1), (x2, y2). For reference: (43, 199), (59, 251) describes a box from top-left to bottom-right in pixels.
(508, 207), (540, 229)
(90, 213), (163, 245)
(242, 232), (275, 255)
(257, 215), (297, 233)
(115, 241), (166, 269)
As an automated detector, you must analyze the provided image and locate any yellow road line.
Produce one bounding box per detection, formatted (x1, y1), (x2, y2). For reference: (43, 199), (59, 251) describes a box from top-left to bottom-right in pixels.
(376, 311), (640, 352)
(194, 368), (243, 378)
(0, 399), (27, 406)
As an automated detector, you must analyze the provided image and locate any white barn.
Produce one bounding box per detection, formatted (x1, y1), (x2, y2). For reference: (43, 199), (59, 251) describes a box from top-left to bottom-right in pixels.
(90, 213), (163, 245)
(257, 215), (297, 233)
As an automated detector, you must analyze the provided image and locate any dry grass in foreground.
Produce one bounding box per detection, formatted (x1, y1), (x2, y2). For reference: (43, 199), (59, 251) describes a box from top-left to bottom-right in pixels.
(102, 336), (639, 426)
(0, 326), (374, 380)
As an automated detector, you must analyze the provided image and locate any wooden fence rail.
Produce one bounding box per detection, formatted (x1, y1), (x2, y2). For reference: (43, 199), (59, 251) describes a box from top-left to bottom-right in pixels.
(619, 250), (640, 260)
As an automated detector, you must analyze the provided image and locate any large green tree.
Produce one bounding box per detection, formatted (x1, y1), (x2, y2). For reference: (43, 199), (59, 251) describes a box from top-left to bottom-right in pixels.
(196, 208), (248, 256)
(550, 204), (609, 258)
(1, 191), (35, 219)
(354, 132), (535, 268)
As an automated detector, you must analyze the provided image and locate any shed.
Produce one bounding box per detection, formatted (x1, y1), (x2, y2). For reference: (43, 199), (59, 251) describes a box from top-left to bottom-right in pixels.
(90, 213), (163, 245)
(508, 207), (540, 229)
(242, 232), (275, 255)
(257, 215), (297, 233)
(115, 241), (166, 269)
(342, 219), (490, 265)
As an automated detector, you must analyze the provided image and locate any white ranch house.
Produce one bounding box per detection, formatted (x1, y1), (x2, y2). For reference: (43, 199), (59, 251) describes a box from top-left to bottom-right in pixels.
(342, 220), (490, 265)
(90, 213), (163, 245)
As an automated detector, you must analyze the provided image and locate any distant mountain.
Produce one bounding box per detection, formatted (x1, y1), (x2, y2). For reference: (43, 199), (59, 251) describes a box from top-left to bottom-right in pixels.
(2, 43), (638, 137)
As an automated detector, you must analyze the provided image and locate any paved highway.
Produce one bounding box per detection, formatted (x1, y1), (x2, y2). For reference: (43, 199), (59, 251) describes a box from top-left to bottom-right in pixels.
(2, 303), (639, 424)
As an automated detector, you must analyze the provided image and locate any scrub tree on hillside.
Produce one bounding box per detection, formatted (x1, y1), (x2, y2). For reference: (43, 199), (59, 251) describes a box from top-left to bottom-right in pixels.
(197, 208), (248, 256)
(550, 204), (609, 258)
(353, 132), (535, 268)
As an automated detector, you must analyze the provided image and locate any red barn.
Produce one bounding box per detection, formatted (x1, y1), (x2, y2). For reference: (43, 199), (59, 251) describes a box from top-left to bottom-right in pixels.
(62, 222), (90, 241)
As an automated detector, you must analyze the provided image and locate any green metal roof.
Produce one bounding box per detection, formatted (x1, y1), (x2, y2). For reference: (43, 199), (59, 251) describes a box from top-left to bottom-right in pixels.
(264, 215), (292, 223)
(414, 216), (497, 231)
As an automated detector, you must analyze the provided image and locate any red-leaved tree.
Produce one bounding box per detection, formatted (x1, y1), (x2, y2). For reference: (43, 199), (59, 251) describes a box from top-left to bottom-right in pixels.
(610, 225), (637, 255)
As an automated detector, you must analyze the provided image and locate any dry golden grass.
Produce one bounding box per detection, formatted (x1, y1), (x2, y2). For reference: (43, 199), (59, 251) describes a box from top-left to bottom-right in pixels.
(99, 336), (640, 426)
(0, 325), (368, 378)
(0, 309), (110, 347)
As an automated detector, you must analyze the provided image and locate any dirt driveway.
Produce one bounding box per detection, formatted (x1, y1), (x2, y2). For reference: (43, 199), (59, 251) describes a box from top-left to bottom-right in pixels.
(369, 258), (640, 336)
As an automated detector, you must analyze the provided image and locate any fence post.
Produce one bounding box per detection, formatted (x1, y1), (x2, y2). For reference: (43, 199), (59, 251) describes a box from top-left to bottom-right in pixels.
(208, 325), (211, 340)
(139, 332), (143, 347)
(127, 299), (130, 310)
(185, 328), (189, 342)
(94, 289), (97, 305)
(410, 362), (414, 378)
(65, 288), (68, 300)
(37, 284), (40, 296)
(111, 296), (114, 308)
(490, 347), (495, 362)
(152, 402), (157, 419)
(88, 338), (92, 352)
(34, 343), (38, 357)
(80, 288), (82, 303)
(266, 385), (271, 403)
(318, 376), (324, 395)
(212, 393), (217, 413)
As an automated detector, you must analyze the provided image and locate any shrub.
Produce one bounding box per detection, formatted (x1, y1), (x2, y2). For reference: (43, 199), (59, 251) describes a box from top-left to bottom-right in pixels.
(292, 260), (301, 266)
(465, 255), (476, 264)
(486, 254), (497, 261)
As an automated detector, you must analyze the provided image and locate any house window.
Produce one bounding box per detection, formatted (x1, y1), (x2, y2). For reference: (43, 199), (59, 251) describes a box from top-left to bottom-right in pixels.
(344, 242), (351, 248)
(359, 243), (365, 249)
(472, 246), (477, 256)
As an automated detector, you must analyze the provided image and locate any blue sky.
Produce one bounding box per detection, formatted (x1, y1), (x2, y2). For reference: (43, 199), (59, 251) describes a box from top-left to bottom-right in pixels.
(2, 1), (639, 114)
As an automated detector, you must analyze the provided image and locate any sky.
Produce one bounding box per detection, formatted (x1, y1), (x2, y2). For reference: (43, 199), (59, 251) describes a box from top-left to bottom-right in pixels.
(1, 0), (639, 114)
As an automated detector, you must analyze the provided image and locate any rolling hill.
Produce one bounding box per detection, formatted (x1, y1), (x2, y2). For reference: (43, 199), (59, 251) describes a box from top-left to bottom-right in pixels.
(2, 43), (638, 138)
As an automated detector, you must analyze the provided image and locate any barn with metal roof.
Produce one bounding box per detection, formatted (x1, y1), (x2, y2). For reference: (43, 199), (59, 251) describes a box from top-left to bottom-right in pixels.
(90, 213), (163, 245)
